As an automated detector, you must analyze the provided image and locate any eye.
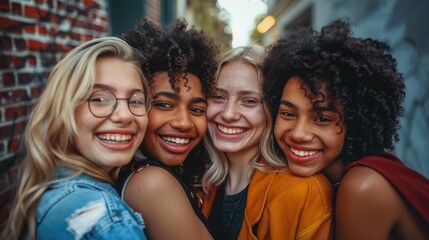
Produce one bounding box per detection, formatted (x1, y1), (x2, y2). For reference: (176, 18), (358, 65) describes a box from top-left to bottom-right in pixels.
(314, 114), (333, 123)
(241, 97), (260, 106)
(210, 93), (226, 103)
(279, 110), (295, 119)
(128, 92), (145, 106)
(153, 101), (173, 109)
(88, 90), (114, 105)
(190, 106), (206, 115)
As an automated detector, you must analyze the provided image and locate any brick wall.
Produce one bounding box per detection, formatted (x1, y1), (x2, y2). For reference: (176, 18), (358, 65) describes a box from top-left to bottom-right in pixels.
(0, 0), (109, 227)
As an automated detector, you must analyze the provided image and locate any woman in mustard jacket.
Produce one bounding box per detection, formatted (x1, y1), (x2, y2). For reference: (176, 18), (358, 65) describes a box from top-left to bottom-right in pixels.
(201, 46), (333, 239)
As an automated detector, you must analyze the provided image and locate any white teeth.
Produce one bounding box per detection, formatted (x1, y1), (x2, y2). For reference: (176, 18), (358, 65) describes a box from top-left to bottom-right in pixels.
(218, 125), (245, 135)
(290, 147), (319, 157)
(162, 136), (190, 145)
(98, 134), (132, 143)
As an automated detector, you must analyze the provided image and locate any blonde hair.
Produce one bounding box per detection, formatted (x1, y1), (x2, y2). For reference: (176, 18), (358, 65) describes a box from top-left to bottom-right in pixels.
(1, 37), (150, 240)
(202, 46), (286, 193)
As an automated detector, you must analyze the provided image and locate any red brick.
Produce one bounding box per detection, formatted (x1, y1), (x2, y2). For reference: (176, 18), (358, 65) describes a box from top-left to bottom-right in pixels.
(11, 2), (22, 15)
(49, 27), (56, 37)
(14, 38), (26, 50)
(50, 13), (61, 24)
(0, 89), (28, 105)
(5, 104), (33, 121)
(0, 55), (26, 69)
(24, 5), (47, 19)
(84, 0), (97, 8)
(0, 125), (14, 140)
(8, 138), (21, 152)
(28, 39), (48, 51)
(0, 0), (10, 12)
(2, 72), (15, 86)
(38, 25), (46, 35)
(28, 55), (36, 66)
(0, 16), (21, 31)
(0, 36), (12, 50)
(24, 25), (36, 33)
(31, 85), (46, 98)
(18, 73), (32, 85)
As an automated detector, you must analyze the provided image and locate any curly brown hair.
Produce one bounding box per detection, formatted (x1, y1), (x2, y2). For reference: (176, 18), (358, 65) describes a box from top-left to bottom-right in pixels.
(263, 18), (405, 165)
(121, 18), (218, 182)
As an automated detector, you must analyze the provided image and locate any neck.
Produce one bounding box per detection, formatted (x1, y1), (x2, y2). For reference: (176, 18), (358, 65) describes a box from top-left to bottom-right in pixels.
(224, 146), (259, 195)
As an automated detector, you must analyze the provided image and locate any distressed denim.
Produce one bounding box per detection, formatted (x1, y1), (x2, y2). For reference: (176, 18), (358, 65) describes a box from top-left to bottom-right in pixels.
(36, 167), (146, 239)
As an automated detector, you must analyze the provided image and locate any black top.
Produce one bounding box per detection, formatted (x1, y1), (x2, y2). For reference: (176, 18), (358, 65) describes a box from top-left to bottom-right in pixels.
(116, 153), (213, 237)
(208, 183), (248, 240)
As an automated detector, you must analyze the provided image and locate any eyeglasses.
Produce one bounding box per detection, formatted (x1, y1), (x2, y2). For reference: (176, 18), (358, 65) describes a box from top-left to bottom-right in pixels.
(86, 89), (152, 118)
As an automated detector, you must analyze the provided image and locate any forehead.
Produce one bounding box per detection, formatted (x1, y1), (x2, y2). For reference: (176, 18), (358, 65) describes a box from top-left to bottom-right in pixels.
(217, 61), (260, 93)
(150, 71), (204, 95)
(282, 76), (339, 107)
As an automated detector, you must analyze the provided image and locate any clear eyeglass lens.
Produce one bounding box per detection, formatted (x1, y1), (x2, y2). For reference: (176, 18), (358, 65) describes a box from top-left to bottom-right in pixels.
(88, 90), (116, 117)
(88, 90), (148, 117)
(128, 91), (147, 116)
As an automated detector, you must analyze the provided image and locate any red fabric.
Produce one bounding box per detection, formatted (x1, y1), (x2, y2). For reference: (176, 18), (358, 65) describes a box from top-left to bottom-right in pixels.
(343, 152), (429, 227)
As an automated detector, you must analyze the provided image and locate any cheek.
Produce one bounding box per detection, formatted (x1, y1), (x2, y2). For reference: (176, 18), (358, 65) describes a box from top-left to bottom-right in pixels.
(273, 117), (287, 140)
(206, 102), (222, 121)
(194, 116), (207, 137)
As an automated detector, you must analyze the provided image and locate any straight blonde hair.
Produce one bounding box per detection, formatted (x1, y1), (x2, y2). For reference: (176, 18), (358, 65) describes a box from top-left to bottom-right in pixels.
(1, 37), (150, 240)
(202, 46), (286, 193)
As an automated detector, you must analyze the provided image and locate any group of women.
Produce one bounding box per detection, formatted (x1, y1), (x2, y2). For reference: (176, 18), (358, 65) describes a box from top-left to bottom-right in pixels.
(1, 17), (429, 240)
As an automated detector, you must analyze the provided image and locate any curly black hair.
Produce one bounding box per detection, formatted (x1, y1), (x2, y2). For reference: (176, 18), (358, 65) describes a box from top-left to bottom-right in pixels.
(121, 18), (218, 182)
(262, 18), (405, 165)
(122, 18), (218, 96)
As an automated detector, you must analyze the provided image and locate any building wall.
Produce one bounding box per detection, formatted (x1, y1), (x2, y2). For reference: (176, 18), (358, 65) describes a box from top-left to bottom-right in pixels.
(264, 0), (429, 177)
(0, 0), (109, 227)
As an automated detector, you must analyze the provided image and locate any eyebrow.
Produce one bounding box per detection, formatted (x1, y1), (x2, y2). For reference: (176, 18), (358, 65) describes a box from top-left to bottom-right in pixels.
(215, 87), (261, 96)
(93, 83), (143, 93)
(153, 91), (207, 104)
(280, 100), (337, 112)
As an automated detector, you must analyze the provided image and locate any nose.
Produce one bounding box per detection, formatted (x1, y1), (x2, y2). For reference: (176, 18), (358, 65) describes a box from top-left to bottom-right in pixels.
(110, 100), (133, 124)
(170, 107), (193, 131)
(221, 99), (240, 121)
(289, 119), (313, 142)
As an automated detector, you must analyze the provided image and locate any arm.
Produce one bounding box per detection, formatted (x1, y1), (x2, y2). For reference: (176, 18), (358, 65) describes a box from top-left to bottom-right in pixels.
(124, 166), (213, 240)
(335, 167), (401, 240)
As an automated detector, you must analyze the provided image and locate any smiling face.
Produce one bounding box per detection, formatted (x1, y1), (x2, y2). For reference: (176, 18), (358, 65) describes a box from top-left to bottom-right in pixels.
(74, 57), (148, 172)
(274, 76), (346, 178)
(207, 61), (265, 158)
(141, 72), (207, 167)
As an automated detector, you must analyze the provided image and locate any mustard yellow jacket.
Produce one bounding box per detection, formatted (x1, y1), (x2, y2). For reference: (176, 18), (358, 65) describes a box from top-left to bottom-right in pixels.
(202, 167), (333, 239)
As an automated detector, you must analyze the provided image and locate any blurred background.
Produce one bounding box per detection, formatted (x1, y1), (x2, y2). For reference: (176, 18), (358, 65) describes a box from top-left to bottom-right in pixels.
(1, 0), (428, 226)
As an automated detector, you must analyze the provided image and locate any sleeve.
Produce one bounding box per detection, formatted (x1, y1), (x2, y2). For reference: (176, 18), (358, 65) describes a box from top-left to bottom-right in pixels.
(262, 173), (334, 240)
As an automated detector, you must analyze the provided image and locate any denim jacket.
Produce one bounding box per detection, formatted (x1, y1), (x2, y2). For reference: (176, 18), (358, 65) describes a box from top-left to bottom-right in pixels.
(36, 167), (147, 239)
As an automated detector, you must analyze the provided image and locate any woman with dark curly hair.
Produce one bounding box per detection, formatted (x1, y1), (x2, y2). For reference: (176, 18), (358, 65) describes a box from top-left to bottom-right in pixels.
(263, 18), (429, 239)
(116, 18), (218, 239)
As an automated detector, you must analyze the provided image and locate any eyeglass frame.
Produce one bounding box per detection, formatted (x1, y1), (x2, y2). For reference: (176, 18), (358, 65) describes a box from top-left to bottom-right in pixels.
(85, 89), (153, 118)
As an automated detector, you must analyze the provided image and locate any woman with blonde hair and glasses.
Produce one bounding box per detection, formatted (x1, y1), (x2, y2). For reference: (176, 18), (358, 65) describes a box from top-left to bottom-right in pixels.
(0, 37), (151, 240)
(201, 46), (333, 239)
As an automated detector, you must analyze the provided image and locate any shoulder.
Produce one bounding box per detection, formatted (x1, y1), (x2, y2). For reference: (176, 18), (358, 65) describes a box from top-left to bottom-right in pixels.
(123, 166), (190, 211)
(125, 165), (182, 194)
(269, 170), (332, 195)
(336, 166), (403, 224)
(339, 166), (395, 199)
